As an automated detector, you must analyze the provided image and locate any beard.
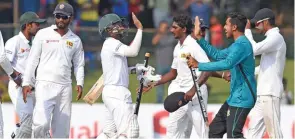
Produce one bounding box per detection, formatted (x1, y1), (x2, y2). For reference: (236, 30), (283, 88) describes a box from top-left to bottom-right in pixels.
(56, 21), (68, 29)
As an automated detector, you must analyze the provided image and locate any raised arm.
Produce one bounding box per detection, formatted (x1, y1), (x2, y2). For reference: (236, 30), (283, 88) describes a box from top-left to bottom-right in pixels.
(245, 29), (282, 55)
(197, 38), (227, 61)
(113, 29), (142, 57)
(198, 43), (249, 71)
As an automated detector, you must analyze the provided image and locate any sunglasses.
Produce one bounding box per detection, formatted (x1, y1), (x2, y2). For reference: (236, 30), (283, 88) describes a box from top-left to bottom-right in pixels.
(54, 14), (70, 20)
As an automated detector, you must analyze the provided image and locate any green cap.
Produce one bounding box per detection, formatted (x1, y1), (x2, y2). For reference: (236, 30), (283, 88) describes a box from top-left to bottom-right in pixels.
(98, 13), (122, 35)
(19, 12), (46, 27)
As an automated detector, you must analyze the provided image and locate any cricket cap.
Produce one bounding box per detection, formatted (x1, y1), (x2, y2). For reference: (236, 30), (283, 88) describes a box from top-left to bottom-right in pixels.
(164, 92), (189, 113)
(251, 8), (275, 24)
(200, 18), (209, 29)
(19, 12), (46, 27)
(53, 2), (74, 16)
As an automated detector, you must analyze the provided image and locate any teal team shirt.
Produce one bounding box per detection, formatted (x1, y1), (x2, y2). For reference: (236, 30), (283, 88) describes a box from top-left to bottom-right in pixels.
(197, 36), (257, 108)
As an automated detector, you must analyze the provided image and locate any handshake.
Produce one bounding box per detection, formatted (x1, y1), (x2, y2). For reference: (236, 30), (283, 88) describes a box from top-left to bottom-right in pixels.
(134, 63), (161, 87)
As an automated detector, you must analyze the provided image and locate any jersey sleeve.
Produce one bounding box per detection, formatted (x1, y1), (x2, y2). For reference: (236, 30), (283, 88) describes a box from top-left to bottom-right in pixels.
(22, 32), (42, 87)
(0, 31), (13, 75)
(4, 38), (17, 62)
(171, 47), (177, 69)
(73, 40), (85, 87)
(112, 29), (143, 57)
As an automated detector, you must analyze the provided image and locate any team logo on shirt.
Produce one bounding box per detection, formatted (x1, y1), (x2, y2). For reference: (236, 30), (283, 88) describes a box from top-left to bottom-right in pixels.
(20, 48), (30, 53)
(180, 53), (191, 58)
(66, 41), (73, 48)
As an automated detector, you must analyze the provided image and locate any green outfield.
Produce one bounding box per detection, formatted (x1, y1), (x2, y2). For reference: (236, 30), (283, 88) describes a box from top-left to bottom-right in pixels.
(73, 58), (294, 104)
(1, 58), (293, 104)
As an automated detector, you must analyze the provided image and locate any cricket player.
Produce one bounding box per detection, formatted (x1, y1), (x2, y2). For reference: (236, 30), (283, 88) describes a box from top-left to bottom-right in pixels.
(187, 13), (256, 138)
(4, 11), (46, 138)
(0, 30), (16, 138)
(143, 14), (211, 138)
(245, 8), (286, 138)
(22, 2), (84, 138)
(97, 12), (153, 139)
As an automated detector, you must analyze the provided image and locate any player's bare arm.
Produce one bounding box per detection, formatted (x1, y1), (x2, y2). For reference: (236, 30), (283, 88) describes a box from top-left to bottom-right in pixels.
(142, 69), (177, 93)
(76, 86), (83, 100)
(211, 71), (231, 82)
(184, 71), (211, 101)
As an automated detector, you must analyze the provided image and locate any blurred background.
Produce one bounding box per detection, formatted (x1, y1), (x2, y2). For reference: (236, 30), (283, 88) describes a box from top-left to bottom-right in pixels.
(0, 0), (293, 105)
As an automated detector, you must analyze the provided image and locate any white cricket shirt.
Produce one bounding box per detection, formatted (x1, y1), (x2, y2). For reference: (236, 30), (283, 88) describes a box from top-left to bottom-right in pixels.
(100, 38), (129, 88)
(22, 25), (85, 87)
(169, 35), (210, 95)
(100, 29), (143, 88)
(245, 27), (286, 98)
(5, 32), (31, 75)
(0, 30), (13, 75)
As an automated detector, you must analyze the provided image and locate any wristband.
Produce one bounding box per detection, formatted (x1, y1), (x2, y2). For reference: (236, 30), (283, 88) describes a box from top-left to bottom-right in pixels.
(222, 72), (225, 79)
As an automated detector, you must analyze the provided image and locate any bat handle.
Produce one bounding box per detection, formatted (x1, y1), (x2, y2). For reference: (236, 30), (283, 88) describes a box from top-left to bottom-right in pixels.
(134, 52), (150, 115)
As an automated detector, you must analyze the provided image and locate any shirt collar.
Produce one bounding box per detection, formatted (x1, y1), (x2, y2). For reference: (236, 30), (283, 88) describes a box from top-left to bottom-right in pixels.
(265, 27), (280, 36)
(178, 35), (193, 47)
(51, 25), (73, 38)
(235, 35), (247, 43)
(18, 32), (30, 44)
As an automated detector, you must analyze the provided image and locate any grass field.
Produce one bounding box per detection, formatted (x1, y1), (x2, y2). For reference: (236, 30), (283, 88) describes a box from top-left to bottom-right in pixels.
(72, 58), (294, 104)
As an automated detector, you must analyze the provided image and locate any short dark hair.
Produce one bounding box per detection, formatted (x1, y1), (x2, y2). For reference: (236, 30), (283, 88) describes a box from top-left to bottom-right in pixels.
(159, 20), (168, 25)
(268, 18), (275, 26)
(227, 12), (247, 33)
(173, 15), (193, 34)
(21, 24), (26, 31)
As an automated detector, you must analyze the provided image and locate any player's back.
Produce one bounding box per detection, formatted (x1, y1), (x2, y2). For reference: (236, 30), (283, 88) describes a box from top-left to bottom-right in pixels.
(101, 37), (129, 88)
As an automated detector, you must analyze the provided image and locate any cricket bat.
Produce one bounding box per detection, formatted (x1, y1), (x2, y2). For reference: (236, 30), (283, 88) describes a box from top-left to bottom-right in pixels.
(83, 74), (104, 105)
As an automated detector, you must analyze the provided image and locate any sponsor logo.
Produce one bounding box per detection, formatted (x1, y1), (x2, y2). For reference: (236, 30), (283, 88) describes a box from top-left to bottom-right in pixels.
(178, 100), (182, 106)
(46, 40), (59, 43)
(5, 50), (12, 54)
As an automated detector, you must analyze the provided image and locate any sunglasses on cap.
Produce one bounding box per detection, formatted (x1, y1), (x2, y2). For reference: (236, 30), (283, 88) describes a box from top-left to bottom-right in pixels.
(54, 14), (71, 20)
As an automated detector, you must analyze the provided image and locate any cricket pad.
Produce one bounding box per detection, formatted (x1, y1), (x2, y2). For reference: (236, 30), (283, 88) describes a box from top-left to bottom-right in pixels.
(164, 92), (189, 113)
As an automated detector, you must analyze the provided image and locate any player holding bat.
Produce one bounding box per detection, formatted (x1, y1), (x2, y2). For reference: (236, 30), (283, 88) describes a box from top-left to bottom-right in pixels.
(142, 14), (212, 139)
(97, 13), (156, 139)
(187, 13), (256, 138)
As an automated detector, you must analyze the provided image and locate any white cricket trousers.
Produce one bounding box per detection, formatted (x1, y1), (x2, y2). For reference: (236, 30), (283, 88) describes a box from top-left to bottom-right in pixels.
(166, 82), (208, 139)
(8, 80), (35, 137)
(247, 95), (283, 138)
(100, 85), (135, 138)
(32, 81), (72, 138)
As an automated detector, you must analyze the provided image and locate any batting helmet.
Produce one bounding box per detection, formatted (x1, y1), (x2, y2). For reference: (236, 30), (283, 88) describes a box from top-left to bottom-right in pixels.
(98, 13), (129, 39)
